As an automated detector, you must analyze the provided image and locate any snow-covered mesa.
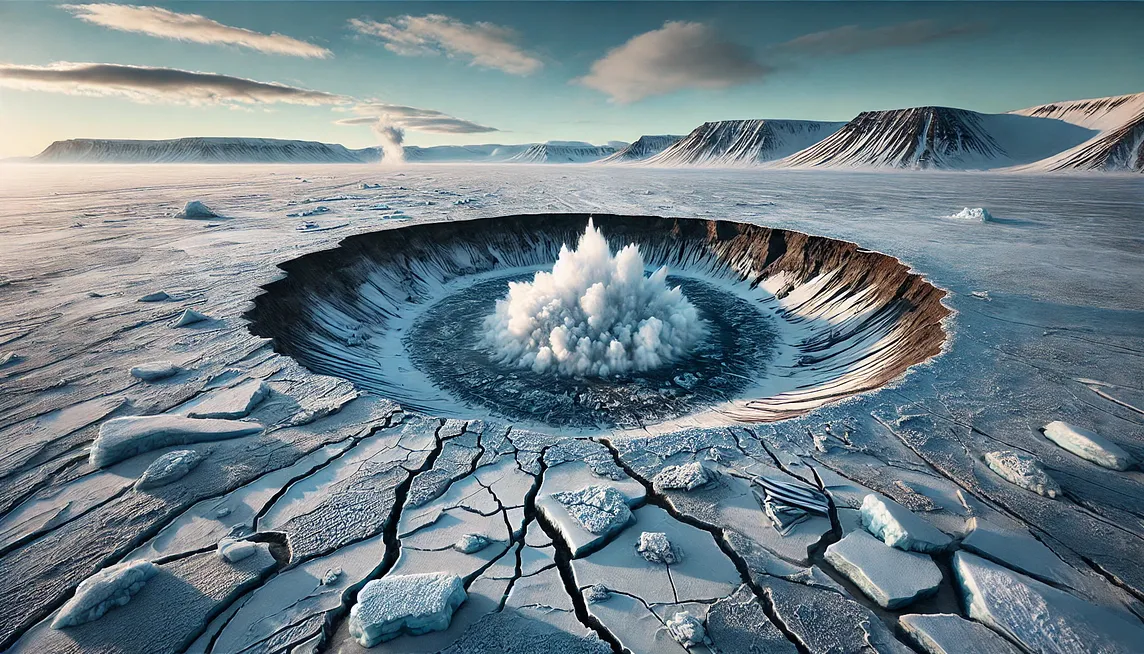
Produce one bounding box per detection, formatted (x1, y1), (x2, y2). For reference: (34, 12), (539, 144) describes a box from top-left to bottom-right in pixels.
(480, 219), (707, 377)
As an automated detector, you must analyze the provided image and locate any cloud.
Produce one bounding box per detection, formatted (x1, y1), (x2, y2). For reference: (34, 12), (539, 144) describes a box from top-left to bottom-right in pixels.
(336, 103), (497, 134)
(348, 14), (541, 75)
(0, 62), (348, 106)
(775, 20), (982, 57)
(577, 21), (769, 103)
(63, 4), (331, 58)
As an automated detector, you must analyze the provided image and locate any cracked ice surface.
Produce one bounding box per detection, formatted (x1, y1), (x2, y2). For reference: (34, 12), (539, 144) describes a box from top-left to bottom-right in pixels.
(1, 166), (1143, 653)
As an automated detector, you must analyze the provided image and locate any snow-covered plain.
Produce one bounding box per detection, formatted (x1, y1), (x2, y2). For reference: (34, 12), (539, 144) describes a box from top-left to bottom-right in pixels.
(0, 163), (1142, 653)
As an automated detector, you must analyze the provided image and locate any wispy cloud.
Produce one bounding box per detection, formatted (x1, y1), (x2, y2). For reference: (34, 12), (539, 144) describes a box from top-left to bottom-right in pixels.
(348, 14), (541, 75)
(577, 21), (770, 103)
(775, 20), (982, 57)
(0, 62), (347, 105)
(63, 4), (331, 58)
(336, 103), (497, 134)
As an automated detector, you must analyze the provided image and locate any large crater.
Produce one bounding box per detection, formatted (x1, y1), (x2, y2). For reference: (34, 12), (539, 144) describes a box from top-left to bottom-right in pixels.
(247, 214), (950, 431)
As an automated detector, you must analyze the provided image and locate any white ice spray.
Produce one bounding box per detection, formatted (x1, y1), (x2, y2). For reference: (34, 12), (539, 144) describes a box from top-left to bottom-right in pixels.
(480, 219), (708, 377)
(371, 123), (405, 165)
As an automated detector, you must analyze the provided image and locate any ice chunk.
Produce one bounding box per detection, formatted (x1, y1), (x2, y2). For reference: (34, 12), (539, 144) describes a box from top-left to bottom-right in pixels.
(860, 494), (952, 552)
(134, 449), (202, 490)
(129, 361), (180, 381)
(665, 611), (705, 647)
(954, 551), (1144, 653)
(181, 379), (269, 419)
(949, 207), (994, 222)
(176, 200), (218, 219)
(347, 572), (467, 647)
(652, 462), (711, 491)
(984, 450), (1060, 498)
(960, 517), (1072, 586)
(217, 537), (262, 563)
(1043, 421), (1136, 471)
(91, 415), (262, 467)
(174, 309), (212, 327)
(824, 531), (942, 609)
(51, 560), (157, 628)
(454, 533), (492, 554)
(900, 613), (1019, 654)
(321, 568), (342, 585)
(636, 531), (677, 564)
(137, 291), (170, 302)
(586, 584), (610, 603)
(550, 485), (634, 536)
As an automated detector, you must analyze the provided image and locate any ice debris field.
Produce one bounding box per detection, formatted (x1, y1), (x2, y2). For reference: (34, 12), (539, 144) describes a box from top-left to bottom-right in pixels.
(0, 163), (1142, 654)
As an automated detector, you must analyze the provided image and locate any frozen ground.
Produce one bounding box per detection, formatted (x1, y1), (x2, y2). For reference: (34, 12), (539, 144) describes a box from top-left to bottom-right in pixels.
(0, 163), (1142, 653)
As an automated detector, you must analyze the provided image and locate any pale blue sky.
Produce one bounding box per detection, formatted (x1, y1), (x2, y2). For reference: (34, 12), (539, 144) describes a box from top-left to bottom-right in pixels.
(1, 1), (1142, 156)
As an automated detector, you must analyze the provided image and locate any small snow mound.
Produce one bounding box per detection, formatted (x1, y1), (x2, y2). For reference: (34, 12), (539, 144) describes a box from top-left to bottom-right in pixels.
(454, 533), (492, 554)
(217, 537), (262, 563)
(348, 572), (467, 647)
(1043, 421), (1136, 471)
(652, 462), (711, 491)
(949, 207), (995, 222)
(91, 415), (262, 468)
(550, 485), (634, 535)
(481, 219), (707, 377)
(174, 309), (212, 327)
(51, 560), (157, 629)
(860, 494), (953, 553)
(138, 291), (170, 302)
(135, 449), (202, 490)
(586, 584), (611, 603)
(321, 568), (343, 585)
(176, 200), (218, 219)
(130, 361), (180, 381)
(637, 531), (678, 564)
(984, 450), (1061, 498)
(666, 612), (706, 647)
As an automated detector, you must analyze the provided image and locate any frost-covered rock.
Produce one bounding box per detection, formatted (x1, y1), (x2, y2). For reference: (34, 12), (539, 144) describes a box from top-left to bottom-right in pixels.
(984, 450), (1061, 498)
(1043, 421), (1136, 471)
(175, 200), (218, 219)
(134, 449), (202, 490)
(824, 531), (942, 609)
(129, 361), (180, 381)
(348, 572), (467, 647)
(217, 537), (261, 563)
(666, 611), (706, 647)
(652, 462), (711, 491)
(586, 584), (610, 603)
(636, 531), (678, 564)
(454, 533), (492, 554)
(91, 415), (262, 467)
(860, 494), (952, 552)
(138, 291), (170, 302)
(181, 379), (269, 419)
(174, 309), (212, 327)
(550, 485), (634, 536)
(954, 551), (1144, 653)
(900, 613), (1020, 654)
(949, 207), (995, 222)
(51, 560), (157, 628)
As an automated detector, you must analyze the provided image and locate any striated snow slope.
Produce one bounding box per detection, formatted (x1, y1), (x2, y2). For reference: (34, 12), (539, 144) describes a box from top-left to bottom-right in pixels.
(1011, 92), (1144, 172)
(644, 120), (844, 167)
(507, 142), (618, 163)
(598, 135), (683, 164)
(32, 137), (380, 164)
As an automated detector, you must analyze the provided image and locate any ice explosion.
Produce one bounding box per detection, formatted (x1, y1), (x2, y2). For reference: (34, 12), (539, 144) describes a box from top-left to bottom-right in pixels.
(480, 219), (707, 377)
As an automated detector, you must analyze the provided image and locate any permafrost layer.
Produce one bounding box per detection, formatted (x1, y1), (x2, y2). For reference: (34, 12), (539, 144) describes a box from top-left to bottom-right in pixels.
(247, 214), (950, 429)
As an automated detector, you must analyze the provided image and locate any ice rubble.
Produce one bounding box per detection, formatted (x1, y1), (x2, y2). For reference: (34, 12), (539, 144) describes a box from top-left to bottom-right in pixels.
(347, 572), (467, 647)
(1043, 420), (1136, 470)
(948, 207), (995, 222)
(175, 200), (218, 219)
(90, 415), (262, 467)
(480, 219), (707, 377)
(134, 449), (202, 490)
(665, 611), (706, 647)
(860, 494), (952, 552)
(652, 462), (710, 491)
(586, 584), (611, 603)
(129, 361), (180, 381)
(899, 613), (1020, 654)
(824, 531), (942, 609)
(636, 531), (678, 564)
(174, 309), (212, 327)
(983, 450), (1061, 497)
(51, 560), (157, 629)
(217, 537), (261, 563)
(954, 551), (1144, 653)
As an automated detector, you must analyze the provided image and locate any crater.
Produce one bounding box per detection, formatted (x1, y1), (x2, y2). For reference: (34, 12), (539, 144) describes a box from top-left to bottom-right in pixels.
(246, 214), (950, 431)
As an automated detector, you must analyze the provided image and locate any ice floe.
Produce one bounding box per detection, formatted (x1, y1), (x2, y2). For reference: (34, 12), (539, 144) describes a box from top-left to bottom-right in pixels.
(1043, 420), (1136, 470)
(348, 572), (467, 647)
(134, 449), (202, 490)
(51, 561), (157, 629)
(984, 450), (1061, 498)
(860, 494), (952, 552)
(90, 415), (262, 467)
(899, 613), (1019, 654)
(960, 517), (1073, 586)
(129, 361), (180, 381)
(824, 530), (942, 609)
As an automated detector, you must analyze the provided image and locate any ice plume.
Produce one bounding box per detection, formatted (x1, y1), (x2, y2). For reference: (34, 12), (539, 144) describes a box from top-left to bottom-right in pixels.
(372, 123), (405, 164)
(480, 219), (707, 377)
